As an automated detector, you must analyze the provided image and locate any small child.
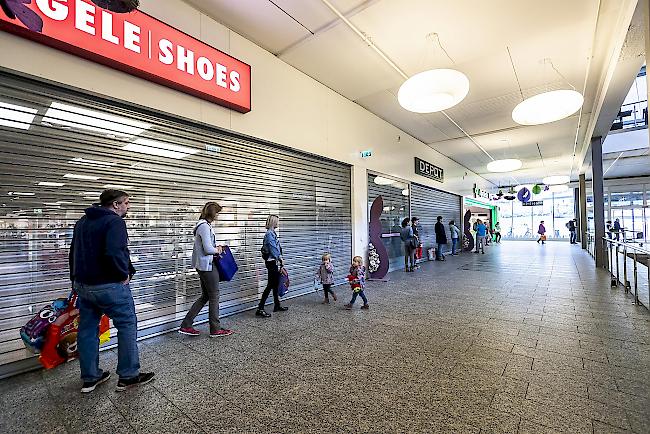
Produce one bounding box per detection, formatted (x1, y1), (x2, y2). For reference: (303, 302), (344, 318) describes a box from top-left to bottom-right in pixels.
(316, 253), (337, 303)
(345, 256), (369, 310)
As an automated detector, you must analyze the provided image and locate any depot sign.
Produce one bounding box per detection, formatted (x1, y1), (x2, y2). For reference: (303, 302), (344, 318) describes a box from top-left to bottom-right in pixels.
(0, 0), (251, 113)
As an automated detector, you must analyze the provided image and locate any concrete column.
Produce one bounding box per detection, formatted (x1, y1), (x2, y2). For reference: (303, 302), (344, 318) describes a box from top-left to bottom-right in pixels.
(579, 174), (588, 248)
(592, 137), (606, 267)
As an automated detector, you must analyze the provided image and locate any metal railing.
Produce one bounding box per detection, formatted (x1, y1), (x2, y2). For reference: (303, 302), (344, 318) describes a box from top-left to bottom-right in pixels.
(601, 237), (650, 308)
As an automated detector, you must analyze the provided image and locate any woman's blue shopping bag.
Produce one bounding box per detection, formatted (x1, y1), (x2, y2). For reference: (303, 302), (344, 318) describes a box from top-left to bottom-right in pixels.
(278, 267), (290, 297)
(214, 246), (238, 282)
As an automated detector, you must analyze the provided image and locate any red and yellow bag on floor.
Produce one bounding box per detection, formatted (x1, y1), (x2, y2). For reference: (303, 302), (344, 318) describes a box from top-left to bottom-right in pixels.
(38, 292), (110, 369)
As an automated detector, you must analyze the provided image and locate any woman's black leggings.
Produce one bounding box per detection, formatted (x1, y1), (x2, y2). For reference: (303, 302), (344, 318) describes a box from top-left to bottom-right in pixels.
(259, 261), (280, 309)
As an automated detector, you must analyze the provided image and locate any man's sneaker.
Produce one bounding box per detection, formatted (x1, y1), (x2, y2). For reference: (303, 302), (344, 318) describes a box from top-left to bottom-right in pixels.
(273, 306), (288, 312)
(81, 371), (111, 393)
(210, 329), (233, 338)
(361, 304), (370, 310)
(116, 372), (155, 392)
(255, 309), (271, 318)
(178, 327), (200, 336)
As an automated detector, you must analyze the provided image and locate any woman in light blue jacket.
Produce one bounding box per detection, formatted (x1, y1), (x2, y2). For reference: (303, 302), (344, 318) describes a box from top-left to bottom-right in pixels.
(179, 202), (233, 337)
(256, 214), (288, 317)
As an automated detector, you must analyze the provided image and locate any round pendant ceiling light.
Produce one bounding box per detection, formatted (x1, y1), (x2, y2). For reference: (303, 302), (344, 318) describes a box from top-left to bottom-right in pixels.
(542, 175), (570, 185)
(548, 184), (569, 193)
(374, 176), (395, 185)
(486, 159), (522, 173)
(512, 90), (583, 125)
(398, 69), (469, 113)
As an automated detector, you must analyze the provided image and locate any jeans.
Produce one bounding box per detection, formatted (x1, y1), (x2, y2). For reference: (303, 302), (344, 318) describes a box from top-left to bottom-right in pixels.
(181, 267), (220, 332)
(569, 230), (576, 244)
(404, 244), (416, 269)
(75, 281), (140, 382)
(349, 290), (368, 305)
(451, 238), (458, 254)
(436, 243), (446, 260)
(322, 283), (336, 300)
(495, 232), (501, 243)
(259, 260), (281, 309)
(475, 236), (485, 252)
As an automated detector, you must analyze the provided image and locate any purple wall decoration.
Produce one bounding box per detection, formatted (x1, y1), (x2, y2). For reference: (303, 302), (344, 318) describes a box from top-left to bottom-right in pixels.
(369, 195), (389, 279)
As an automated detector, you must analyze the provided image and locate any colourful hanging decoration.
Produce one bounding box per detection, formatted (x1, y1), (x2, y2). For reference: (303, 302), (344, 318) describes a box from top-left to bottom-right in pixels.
(532, 184), (542, 195)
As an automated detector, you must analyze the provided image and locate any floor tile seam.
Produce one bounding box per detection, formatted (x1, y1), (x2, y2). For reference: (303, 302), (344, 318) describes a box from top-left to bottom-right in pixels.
(41, 372), (76, 434)
(586, 384), (650, 414)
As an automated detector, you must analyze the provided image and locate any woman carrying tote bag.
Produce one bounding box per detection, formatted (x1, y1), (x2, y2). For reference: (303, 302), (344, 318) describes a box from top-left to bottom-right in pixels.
(256, 214), (288, 318)
(178, 202), (233, 338)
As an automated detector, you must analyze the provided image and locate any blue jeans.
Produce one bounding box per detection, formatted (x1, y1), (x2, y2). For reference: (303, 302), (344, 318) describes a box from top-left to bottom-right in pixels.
(436, 244), (446, 260)
(75, 282), (140, 382)
(349, 290), (368, 305)
(451, 238), (458, 254)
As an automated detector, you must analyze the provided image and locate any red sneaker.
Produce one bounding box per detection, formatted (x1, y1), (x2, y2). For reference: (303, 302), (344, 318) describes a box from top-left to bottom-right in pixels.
(178, 327), (200, 336)
(210, 329), (234, 338)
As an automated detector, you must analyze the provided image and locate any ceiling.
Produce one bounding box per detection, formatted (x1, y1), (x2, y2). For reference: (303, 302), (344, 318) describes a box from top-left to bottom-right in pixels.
(183, 0), (644, 187)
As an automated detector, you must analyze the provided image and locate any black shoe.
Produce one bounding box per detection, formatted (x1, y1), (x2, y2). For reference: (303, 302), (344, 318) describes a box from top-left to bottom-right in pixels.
(255, 309), (271, 318)
(80, 371), (111, 393)
(273, 306), (288, 312)
(115, 372), (154, 392)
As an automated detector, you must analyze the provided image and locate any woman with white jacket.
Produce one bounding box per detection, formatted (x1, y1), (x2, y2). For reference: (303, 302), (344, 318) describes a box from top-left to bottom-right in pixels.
(179, 202), (233, 337)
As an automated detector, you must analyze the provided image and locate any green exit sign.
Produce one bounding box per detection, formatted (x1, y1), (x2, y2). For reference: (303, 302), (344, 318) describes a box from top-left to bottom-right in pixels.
(360, 150), (373, 158)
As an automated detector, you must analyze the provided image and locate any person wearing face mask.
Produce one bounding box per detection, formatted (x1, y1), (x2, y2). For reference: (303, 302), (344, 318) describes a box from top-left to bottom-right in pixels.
(70, 189), (154, 394)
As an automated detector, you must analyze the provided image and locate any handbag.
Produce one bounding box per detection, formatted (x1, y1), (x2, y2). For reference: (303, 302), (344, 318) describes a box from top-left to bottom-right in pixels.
(278, 267), (290, 297)
(214, 246), (238, 282)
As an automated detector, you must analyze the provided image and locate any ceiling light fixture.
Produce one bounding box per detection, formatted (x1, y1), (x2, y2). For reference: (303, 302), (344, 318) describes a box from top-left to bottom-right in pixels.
(398, 69), (469, 113)
(0, 101), (38, 130)
(511, 59), (583, 125)
(398, 33), (469, 113)
(64, 173), (100, 180)
(68, 157), (116, 168)
(7, 191), (36, 196)
(38, 182), (65, 187)
(123, 138), (198, 159)
(43, 102), (152, 137)
(486, 159), (522, 173)
(401, 189), (409, 196)
(373, 176), (395, 185)
(542, 175), (570, 185)
(103, 184), (133, 190)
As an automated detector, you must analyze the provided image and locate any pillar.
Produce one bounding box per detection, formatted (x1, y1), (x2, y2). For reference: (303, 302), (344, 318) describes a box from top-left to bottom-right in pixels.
(592, 136), (606, 267)
(579, 173), (587, 249)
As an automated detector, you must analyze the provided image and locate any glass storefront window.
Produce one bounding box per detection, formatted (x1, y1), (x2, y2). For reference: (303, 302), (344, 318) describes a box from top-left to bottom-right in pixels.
(501, 190), (575, 240)
(367, 174), (410, 270)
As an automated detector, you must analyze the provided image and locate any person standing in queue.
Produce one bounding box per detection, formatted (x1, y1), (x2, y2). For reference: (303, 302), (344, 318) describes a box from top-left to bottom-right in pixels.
(179, 202), (233, 338)
(70, 189), (154, 393)
(400, 218), (416, 272)
(411, 217), (421, 269)
(449, 220), (460, 255)
(257, 215), (288, 317)
(474, 219), (487, 254)
(434, 216), (447, 261)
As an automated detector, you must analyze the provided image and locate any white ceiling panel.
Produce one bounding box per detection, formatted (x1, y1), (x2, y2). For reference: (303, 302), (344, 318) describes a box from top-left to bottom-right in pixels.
(186, 0), (642, 182)
(279, 23), (403, 101)
(184, 0), (310, 54)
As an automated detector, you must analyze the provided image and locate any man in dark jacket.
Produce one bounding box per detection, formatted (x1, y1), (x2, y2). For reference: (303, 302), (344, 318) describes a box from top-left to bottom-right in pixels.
(567, 219), (577, 244)
(435, 216), (447, 261)
(70, 189), (154, 393)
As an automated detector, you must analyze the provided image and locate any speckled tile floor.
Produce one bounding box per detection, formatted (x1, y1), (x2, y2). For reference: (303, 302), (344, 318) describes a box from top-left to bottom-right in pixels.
(1, 242), (649, 433)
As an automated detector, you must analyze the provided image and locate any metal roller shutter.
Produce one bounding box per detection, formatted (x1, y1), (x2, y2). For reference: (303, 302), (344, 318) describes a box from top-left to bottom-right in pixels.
(410, 183), (462, 255)
(0, 72), (351, 375)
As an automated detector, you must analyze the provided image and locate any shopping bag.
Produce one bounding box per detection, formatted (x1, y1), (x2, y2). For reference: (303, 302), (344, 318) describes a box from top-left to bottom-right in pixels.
(416, 246), (423, 259)
(541, 235), (547, 241)
(214, 246), (238, 282)
(278, 267), (290, 297)
(20, 298), (69, 353)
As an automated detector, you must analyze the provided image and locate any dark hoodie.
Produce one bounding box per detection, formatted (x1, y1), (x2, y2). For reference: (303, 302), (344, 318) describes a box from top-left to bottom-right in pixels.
(69, 206), (135, 285)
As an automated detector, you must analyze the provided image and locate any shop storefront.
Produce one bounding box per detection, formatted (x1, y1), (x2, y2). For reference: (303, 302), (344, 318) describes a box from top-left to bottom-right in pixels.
(0, 72), (352, 375)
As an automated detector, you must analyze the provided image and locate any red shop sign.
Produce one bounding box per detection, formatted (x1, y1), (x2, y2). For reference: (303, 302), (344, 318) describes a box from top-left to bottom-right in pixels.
(0, 0), (251, 113)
